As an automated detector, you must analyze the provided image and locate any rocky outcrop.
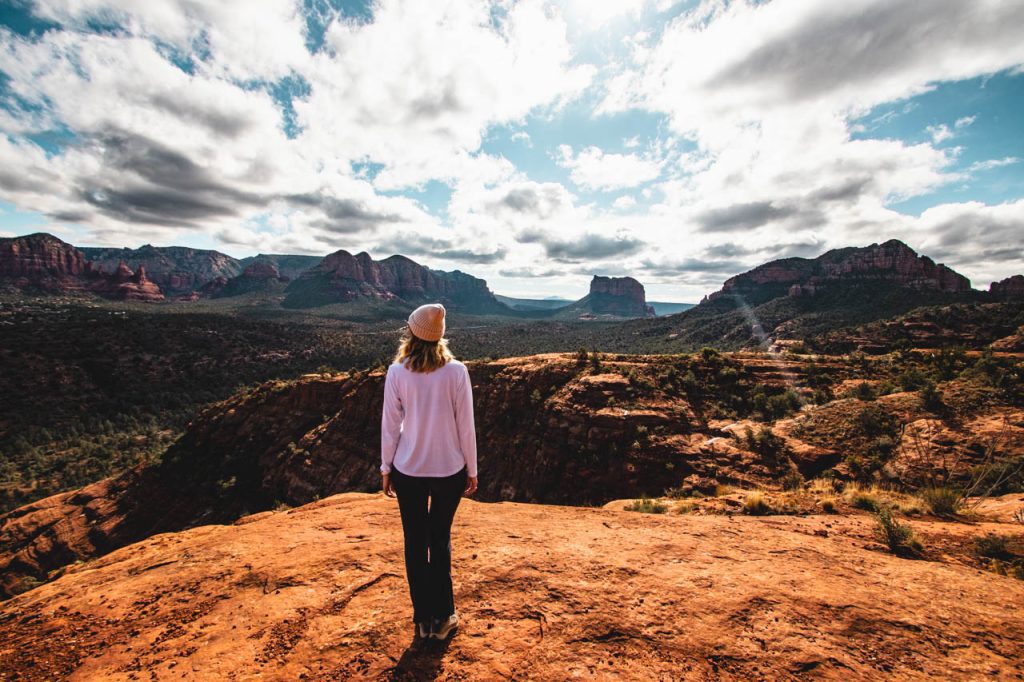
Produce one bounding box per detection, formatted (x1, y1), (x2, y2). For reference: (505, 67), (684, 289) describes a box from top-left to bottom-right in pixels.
(79, 244), (242, 294)
(2, 493), (1022, 680)
(0, 234), (164, 300)
(282, 250), (508, 312)
(706, 240), (972, 305)
(0, 233), (96, 292)
(238, 254), (320, 281)
(555, 276), (656, 319)
(587, 275), (656, 317)
(0, 353), (821, 597)
(990, 274), (1024, 299)
(207, 262), (289, 298)
(91, 261), (165, 301)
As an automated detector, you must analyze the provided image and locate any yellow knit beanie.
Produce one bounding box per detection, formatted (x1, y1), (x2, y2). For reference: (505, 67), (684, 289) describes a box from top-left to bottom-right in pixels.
(407, 303), (446, 342)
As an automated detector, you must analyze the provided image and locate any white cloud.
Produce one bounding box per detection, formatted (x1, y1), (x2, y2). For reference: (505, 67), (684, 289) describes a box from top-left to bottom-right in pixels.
(966, 157), (1020, 173)
(927, 124), (954, 144)
(613, 195), (637, 210)
(556, 144), (662, 191)
(955, 115), (977, 128)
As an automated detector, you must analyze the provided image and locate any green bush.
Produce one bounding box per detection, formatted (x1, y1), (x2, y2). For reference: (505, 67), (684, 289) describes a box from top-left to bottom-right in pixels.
(898, 368), (931, 392)
(624, 497), (668, 514)
(742, 492), (771, 515)
(918, 486), (962, 516)
(874, 508), (918, 554)
(856, 405), (900, 438)
(974, 533), (1013, 561)
(851, 492), (880, 512)
(781, 471), (804, 491)
(919, 381), (944, 412)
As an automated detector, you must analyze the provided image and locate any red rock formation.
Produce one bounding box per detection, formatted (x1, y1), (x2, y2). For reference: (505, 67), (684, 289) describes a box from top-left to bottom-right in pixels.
(990, 274), (1024, 299)
(0, 353), (830, 597)
(0, 234), (165, 301)
(0, 233), (95, 291)
(585, 275), (655, 317)
(90, 261), (165, 301)
(284, 250), (505, 312)
(78, 245), (242, 293)
(709, 240), (972, 303)
(2, 492), (1023, 680)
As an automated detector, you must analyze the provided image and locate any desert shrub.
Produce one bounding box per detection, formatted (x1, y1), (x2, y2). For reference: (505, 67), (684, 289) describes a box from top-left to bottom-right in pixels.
(699, 347), (720, 361)
(876, 380), (899, 396)
(973, 533), (1013, 561)
(664, 486), (689, 499)
(676, 502), (696, 514)
(781, 471), (804, 491)
(765, 390), (802, 420)
(624, 497), (667, 514)
(812, 387), (834, 405)
(742, 491), (771, 515)
(874, 508), (920, 554)
(967, 455), (1024, 496)
(855, 405), (900, 438)
(932, 347), (967, 380)
(713, 483), (734, 497)
(851, 492), (881, 512)
(820, 498), (836, 513)
(589, 351), (602, 372)
(867, 435), (898, 461)
(918, 486), (962, 516)
(851, 382), (877, 401)
(919, 381), (944, 412)
(744, 426), (788, 458)
(574, 348), (589, 367)
(898, 367), (931, 392)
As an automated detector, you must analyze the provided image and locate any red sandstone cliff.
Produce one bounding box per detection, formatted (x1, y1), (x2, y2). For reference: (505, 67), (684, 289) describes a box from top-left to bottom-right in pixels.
(706, 240), (972, 304)
(0, 234), (164, 300)
(0, 233), (95, 292)
(79, 244), (242, 293)
(283, 249), (507, 312)
(990, 274), (1024, 299)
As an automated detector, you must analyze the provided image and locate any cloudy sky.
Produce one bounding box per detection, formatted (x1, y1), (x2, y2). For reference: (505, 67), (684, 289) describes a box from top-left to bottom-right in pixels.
(1, 0), (1022, 301)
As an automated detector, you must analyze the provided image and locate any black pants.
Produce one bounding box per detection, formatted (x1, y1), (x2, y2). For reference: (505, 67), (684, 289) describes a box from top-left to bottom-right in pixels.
(391, 464), (467, 623)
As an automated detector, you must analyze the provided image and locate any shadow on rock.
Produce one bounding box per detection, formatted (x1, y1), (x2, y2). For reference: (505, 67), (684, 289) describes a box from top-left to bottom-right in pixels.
(388, 633), (454, 681)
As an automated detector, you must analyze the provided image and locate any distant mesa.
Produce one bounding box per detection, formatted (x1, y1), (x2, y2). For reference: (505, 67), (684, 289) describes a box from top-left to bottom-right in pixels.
(204, 261), (290, 298)
(989, 274), (1024, 299)
(238, 253), (321, 281)
(79, 244), (241, 294)
(556, 275), (656, 319)
(0, 233), (163, 301)
(281, 249), (509, 313)
(587, 275), (655, 318)
(703, 239), (972, 305)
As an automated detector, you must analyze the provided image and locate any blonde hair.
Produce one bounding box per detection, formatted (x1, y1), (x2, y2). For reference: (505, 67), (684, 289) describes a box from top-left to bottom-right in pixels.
(394, 330), (455, 373)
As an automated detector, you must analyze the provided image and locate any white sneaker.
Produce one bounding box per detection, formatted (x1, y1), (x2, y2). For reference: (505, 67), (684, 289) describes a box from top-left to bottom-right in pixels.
(416, 621), (430, 639)
(431, 612), (459, 640)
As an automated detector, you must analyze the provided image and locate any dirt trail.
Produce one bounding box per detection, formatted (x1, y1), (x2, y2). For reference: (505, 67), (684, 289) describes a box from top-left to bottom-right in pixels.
(1, 493), (1022, 681)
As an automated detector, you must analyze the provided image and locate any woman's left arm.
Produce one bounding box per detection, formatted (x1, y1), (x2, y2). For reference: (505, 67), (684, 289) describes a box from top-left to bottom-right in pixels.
(454, 364), (478, 495)
(380, 367), (402, 496)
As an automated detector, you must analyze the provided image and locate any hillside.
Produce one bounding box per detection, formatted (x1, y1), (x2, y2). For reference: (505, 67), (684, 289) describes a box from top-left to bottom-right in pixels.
(79, 244), (242, 294)
(1, 492), (1022, 679)
(3, 348), (1022, 599)
(593, 240), (993, 352)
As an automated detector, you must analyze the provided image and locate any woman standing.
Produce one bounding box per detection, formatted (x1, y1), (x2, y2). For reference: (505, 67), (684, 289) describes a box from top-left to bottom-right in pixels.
(381, 303), (479, 641)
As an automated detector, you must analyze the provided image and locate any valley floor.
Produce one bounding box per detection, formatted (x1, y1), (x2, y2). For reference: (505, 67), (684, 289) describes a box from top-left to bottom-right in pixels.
(1, 493), (1023, 681)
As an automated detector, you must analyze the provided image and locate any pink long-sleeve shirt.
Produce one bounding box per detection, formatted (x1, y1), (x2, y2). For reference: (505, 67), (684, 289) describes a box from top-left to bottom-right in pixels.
(380, 359), (478, 477)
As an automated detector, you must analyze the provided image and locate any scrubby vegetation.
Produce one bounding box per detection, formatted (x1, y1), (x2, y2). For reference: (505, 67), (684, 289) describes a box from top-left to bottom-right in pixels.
(874, 508), (921, 555)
